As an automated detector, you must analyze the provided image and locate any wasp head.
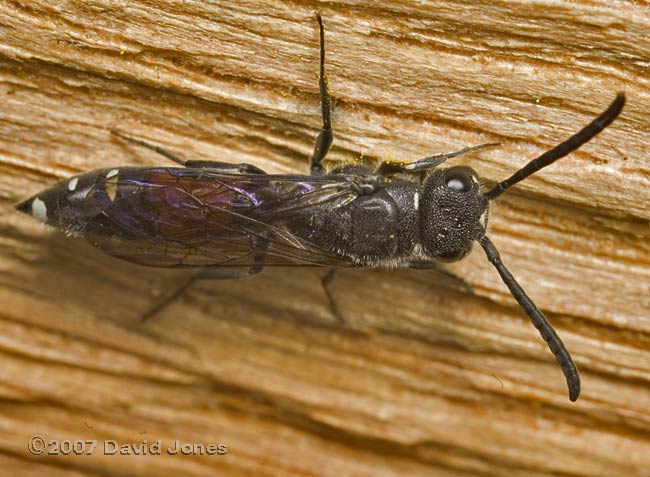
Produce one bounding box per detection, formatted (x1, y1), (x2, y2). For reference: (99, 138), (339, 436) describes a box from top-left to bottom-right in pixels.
(419, 166), (488, 262)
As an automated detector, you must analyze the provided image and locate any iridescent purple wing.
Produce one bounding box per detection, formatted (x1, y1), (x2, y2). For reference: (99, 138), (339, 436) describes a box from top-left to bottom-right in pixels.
(81, 167), (359, 268)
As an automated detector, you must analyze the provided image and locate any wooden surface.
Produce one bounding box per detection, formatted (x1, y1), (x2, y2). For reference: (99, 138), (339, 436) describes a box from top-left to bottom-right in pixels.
(1, 1), (649, 476)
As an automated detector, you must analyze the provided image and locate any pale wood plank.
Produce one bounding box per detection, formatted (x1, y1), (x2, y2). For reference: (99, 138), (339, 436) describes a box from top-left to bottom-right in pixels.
(0, 1), (648, 476)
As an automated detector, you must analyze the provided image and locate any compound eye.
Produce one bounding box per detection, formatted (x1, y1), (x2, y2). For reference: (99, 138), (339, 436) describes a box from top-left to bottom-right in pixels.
(436, 248), (469, 263)
(445, 166), (476, 193)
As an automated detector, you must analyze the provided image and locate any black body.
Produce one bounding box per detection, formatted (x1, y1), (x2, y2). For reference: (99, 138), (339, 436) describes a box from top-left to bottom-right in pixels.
(15, 14), (626, 402)
(14, 163), (484, 268)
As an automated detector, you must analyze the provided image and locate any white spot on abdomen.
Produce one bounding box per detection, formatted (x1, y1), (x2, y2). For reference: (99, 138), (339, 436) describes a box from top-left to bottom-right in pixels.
(105, 169), (120, 201)
(32, 197), (47, 221)
(413, 191), (419, 211)
(68, 177), (79, 191)
(106, 182), (118, 201)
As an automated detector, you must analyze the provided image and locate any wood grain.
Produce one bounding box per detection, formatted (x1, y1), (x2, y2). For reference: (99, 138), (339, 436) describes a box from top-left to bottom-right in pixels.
(1, 1), (649, 476)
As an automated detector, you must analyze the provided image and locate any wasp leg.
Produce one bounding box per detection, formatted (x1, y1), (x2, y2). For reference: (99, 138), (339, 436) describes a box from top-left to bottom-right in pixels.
(111, 129), (187, 165)
(183, 161), (267, 174)
(310, 13), (334, 176)
(141, 264), (264, 321)
(111, 130), (266, 173)
(376, 142), (500, 176)
(407, 260), (474, 293)
(142, 235), (269, 321)
(321, 268), (347, 323)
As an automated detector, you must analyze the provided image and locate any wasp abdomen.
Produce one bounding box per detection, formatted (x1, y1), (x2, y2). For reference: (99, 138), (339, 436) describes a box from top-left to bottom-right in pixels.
(15, 167), (128, 236)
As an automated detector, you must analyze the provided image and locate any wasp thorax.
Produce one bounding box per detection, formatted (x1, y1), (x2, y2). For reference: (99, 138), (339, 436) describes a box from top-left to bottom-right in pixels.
(419, 166), (488, 262)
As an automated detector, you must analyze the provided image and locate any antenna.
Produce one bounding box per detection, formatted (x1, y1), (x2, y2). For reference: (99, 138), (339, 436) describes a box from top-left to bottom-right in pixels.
(479, 236), (580, 401)
(478, 93), (625, 400)
(487, 93), (625, 201)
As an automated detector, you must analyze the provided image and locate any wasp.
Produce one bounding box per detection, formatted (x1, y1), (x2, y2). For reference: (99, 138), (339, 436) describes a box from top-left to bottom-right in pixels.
(16, 14), (625, 401)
